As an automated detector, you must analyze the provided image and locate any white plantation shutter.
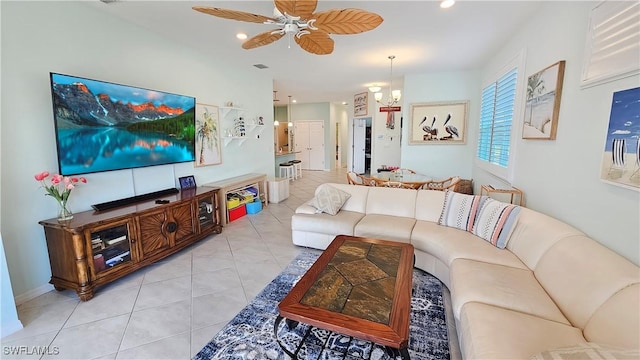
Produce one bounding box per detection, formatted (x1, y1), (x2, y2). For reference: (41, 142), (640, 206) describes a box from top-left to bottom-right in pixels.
(477, 68), (518, 168)
(582, 1), (640, 87)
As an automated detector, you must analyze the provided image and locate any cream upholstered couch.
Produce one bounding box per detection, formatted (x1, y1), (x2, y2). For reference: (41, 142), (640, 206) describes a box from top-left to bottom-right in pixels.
(291, 183), (640, 359)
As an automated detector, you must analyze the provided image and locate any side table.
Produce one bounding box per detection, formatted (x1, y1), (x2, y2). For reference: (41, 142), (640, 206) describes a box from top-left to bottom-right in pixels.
(480, 185), (525, 206)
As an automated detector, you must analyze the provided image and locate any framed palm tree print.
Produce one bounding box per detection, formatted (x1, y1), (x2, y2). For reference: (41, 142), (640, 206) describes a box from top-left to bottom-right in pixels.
(195, 103), (222, 167)
(523, 60), (565, 140)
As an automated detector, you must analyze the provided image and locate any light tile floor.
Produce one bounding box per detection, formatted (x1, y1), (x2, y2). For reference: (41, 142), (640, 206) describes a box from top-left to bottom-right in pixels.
(2, 168), (460, 359)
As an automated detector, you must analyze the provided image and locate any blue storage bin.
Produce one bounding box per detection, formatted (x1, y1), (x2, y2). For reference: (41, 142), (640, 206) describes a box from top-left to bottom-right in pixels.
(246, 200), (262, 214)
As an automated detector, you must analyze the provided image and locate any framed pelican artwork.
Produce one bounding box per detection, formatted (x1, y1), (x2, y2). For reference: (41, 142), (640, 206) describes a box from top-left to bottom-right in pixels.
(409, 101), (468, 145)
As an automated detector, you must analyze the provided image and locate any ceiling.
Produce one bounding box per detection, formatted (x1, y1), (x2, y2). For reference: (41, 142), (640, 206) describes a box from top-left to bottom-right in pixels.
(86, 1), (542, 105)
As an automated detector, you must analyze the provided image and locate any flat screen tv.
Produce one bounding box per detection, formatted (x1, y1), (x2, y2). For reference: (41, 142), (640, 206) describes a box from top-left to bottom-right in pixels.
(49, 73), (196, 176)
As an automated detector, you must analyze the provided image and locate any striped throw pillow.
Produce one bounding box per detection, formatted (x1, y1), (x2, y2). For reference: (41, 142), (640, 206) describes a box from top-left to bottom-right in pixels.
(438, 191), (487, 232)
(472, 198), (521, 249)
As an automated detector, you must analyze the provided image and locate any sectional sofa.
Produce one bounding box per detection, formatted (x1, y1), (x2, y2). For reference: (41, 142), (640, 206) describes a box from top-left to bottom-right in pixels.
(291, 183), (640, 359)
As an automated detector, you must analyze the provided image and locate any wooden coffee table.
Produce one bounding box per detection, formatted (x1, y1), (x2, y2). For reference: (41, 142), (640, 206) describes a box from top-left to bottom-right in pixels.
(275, 235), (415, 359)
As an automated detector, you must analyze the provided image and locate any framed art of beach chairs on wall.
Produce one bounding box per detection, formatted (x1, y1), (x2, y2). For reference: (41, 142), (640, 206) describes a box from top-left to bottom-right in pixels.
(600, 86), (640, 191)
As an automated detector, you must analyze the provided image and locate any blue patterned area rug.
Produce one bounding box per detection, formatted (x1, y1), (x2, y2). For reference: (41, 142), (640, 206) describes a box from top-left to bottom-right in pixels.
(193, 251), (450, 360)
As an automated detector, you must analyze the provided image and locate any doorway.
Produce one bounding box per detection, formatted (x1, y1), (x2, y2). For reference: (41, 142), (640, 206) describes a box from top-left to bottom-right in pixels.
(350, 117), (372, 174)
(295, 121), (325, 170)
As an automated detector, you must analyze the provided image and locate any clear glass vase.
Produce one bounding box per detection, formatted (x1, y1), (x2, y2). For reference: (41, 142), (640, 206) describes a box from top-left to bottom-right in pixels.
(57, 200), (73, 221)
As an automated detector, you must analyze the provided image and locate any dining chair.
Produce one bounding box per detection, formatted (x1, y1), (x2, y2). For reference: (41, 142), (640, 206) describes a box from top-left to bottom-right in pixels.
(358, 174), (378, 186)
(347, 171), (363, 185)
(383, 181), (415, 189)
(423, 176), (461, 191)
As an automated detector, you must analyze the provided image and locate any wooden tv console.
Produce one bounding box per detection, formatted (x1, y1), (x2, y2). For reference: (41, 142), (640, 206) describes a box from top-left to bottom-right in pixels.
(39, 187), (222, 301)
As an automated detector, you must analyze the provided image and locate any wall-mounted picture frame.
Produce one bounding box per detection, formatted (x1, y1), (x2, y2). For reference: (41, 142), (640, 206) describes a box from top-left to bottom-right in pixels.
(354, 92), (368, 117)
(409, 101), (468, 145)
(195, 103), (222, 167)
(523, 60), (565, 140)
(179, 175), (197, 189)
(600, 86), (640, 191)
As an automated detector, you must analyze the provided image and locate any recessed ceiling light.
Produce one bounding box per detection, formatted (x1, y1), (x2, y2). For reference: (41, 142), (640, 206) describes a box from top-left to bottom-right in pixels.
(440, 0), (455, 9)
(236, 33), (248, 40)
(342, 102), (348, 105)
(292, 99), (297, 103)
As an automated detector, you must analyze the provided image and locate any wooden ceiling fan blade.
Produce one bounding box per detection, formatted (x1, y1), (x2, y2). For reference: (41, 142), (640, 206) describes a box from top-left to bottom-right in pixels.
(242, 31), (285, 50)
(295, 31), (334, 55)
(192, 7), (275, 24)
(313, 9), (383, 34)
(274, 0), (317, 19)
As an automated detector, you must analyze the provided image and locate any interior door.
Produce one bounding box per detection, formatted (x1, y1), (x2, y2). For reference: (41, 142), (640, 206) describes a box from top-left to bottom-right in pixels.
(295, 122), (310, 169)
(352, 119), (366, 173)
(308, 121), (325, 170)
(295, 121), (325, 170)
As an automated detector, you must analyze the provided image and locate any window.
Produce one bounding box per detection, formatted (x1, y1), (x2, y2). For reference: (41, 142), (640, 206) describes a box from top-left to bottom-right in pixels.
(476, 52), (524, 181)
(581, 1), (640, 87)
(477, 69), (518, 166)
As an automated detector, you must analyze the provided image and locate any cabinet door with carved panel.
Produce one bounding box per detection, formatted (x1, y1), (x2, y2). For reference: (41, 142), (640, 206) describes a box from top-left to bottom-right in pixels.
(167, 202), (195, 245)
(137, 209), (171, 259)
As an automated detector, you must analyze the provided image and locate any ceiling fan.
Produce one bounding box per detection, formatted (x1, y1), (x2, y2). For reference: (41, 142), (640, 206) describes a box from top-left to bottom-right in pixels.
(193, 0), (383, 55)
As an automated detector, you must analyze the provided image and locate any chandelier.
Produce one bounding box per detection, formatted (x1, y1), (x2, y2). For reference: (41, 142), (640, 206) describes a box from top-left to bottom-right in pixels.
(370, 55), (401, 107)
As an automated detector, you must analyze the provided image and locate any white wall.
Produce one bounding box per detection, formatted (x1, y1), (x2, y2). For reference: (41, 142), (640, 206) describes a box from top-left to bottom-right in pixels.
(401, 71), (481, 179)
(1, 2), (274, 300)
(475, 2), (640, 265)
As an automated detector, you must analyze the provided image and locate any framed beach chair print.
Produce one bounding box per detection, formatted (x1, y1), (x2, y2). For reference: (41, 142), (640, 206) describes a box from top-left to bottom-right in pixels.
(600, 87), (640, 191)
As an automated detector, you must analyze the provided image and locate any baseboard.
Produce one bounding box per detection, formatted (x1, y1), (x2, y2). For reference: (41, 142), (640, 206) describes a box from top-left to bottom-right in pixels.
(1, 320), (24, 338)
(14, 283), (54, 306)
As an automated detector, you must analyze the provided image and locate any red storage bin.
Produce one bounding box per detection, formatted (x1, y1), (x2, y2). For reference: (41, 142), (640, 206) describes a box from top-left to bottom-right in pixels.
(228, 204), (247, 222)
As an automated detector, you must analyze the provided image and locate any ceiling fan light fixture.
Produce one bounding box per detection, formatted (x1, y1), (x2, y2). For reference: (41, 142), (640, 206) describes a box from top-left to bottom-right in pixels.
(192, 2), (383, 55)
(440, 0), (455, 9)
(236, 33), (248, 40)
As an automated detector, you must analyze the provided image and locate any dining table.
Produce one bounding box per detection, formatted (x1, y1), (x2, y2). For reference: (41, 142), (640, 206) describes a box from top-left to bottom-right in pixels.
(370, 172), (432, 189)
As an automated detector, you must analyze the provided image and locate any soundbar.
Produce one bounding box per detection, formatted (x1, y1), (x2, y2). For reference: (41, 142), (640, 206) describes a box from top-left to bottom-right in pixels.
(92, 188), (179, 212)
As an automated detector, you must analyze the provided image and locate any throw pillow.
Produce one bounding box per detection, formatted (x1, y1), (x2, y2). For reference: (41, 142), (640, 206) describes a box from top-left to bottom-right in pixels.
(472, 198), (521, 249)
(530, 342), (639, 360)
(438, 191), (487, 232)
(308, 185), (351, 216)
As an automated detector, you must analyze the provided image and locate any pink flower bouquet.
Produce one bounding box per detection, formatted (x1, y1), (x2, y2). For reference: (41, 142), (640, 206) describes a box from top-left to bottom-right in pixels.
(35, 171), (87, 220)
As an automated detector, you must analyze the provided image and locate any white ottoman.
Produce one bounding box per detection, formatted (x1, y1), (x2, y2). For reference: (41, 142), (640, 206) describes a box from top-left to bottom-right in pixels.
(268, 177), (290, 203)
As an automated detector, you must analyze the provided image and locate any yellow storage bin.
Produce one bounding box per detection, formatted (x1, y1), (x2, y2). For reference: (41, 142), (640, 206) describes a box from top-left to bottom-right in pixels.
(226, 197), (240, 209)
